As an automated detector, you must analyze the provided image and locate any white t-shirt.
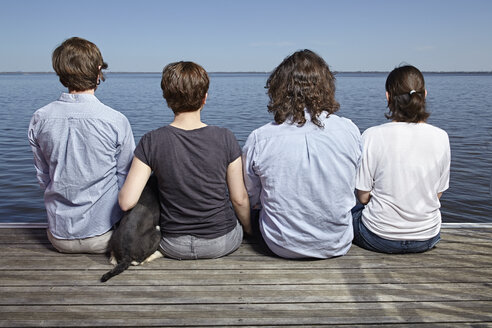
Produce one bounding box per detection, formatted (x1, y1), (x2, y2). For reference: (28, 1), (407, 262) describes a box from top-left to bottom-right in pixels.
(356, 122), (450, 240)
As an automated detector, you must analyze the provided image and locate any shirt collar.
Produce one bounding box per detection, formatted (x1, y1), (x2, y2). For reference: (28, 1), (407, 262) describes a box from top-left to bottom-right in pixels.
(58, 93), (100, 103)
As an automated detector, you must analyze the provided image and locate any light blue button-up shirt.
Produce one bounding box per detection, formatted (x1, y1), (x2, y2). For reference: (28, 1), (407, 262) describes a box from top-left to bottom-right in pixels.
(243, 112), (361, 258)
(28, 93), (135, 239)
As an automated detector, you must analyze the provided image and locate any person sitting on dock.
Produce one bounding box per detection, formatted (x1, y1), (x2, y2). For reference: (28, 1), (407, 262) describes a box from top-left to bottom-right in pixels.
(118, 61), (251, 260)
(28, 37), (135, 254)
(242, 49), (362, 259)
(352, 65), (451, 254)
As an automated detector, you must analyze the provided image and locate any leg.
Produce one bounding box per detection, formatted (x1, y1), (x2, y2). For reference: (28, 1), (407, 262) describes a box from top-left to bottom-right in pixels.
(194, 220), (244, 259)
(141, 249), (164, 264)
(249, 208), (276, 256)
(47, 229), (112, 254)
(159, 221), (243, 260)
(352, 213), (441, 254)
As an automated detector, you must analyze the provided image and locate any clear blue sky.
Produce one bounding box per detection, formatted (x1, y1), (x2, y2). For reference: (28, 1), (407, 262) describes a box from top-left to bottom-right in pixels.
(1, 0), (491, 72)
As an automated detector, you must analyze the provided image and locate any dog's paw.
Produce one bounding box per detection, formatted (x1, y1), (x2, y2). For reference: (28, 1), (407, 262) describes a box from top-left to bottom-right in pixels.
(130, 261), (140, 266)
(142, 250), (164, 265)
(109, 253), (117, 266)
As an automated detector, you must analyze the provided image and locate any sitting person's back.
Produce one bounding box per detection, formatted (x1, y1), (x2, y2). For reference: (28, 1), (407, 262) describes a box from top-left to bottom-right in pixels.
(28, 37), (135, 253)
(136, 124), (242, 239)
(353, 65), (451, 254)
(118, 61), (251, 260)
(243, 50), (361, 259)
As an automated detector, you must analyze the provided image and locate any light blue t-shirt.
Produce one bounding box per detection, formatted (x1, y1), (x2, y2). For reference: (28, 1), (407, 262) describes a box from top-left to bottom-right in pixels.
(243, 112), (361, 258)
(28, 93), (135, 239)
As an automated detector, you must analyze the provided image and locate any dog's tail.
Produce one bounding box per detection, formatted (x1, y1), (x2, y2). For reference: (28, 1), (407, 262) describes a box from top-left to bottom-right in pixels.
(100, 260), (131, 282)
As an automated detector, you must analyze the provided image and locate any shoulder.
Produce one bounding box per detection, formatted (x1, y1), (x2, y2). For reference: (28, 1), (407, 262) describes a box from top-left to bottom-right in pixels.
(210, 127), (241, 152)
(96, 101), (131, 125)
(205, 126), (239, 142)
(206, 125), (234, 135)
(243, 122), (277, 151)
(29, 100), (61, 129)
(361, 122), (394, 137)
(246, 121), (285, 142)
(31, 100), (58, 118)
(422, 123), (449, 138)
(141, 126), (170, 140)
(326, 114), (360, 134)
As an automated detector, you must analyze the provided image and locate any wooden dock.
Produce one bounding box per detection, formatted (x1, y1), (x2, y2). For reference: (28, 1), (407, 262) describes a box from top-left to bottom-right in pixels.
(0, 226), (491, 327)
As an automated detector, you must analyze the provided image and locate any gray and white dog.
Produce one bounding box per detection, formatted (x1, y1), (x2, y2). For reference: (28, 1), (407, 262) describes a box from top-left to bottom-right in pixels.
(101, 175), (162, 282)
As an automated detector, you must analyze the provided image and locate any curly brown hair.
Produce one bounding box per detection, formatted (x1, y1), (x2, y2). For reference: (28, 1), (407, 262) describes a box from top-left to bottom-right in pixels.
(161, 61), (209, 114)
(266, 49), (339, 127)
(52, 37), (107, 92)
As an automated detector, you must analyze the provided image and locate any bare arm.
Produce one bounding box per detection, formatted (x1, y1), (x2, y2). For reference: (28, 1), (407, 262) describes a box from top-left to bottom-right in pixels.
(356, 189), (371, 205)
(437, 192), (443, 199)
(227, 156), (252, 235)
(118, 156), (152, 211)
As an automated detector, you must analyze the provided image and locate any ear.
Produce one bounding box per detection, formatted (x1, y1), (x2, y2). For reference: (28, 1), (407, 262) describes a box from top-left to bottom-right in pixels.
(424, 89), (428, 98)
(203, 93), (208, 105)
(385, 91), (389, 102)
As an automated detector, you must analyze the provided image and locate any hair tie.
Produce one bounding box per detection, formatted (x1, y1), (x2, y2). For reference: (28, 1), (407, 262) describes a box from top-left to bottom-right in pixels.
(409, 90), (416, 95)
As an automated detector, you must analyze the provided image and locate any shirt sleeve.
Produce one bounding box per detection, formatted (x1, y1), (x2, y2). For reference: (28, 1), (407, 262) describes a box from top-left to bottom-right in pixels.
(355, 130), (375, 192)
(242, 131), (261, 207)
(116, 117), (136, 189)
(28, 115), (50, 190)
(134, 132), (152, 168)
(437, 133), (451, 193)
(225, 129), (242, 164)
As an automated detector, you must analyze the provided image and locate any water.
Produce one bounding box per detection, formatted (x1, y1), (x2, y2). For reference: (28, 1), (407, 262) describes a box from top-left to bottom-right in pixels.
(1, 72), (491, 224)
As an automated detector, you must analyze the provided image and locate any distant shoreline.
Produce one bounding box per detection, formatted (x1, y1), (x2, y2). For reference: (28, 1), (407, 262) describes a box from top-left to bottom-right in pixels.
(1, 71), (491, 75)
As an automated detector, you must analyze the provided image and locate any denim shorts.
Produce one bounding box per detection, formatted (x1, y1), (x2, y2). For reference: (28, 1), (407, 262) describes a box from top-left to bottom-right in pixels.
(159, 221), (243, 260)
(351, 204), (440, 254)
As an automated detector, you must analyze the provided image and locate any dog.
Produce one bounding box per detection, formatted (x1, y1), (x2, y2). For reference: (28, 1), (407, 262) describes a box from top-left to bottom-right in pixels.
(101, 175), (162, 282)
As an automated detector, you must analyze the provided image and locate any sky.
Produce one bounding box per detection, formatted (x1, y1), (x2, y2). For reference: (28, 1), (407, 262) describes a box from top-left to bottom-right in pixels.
(1, 0), (491, 72)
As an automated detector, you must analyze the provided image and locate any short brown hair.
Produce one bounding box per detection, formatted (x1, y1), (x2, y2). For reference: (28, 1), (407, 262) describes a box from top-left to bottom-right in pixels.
(266, 49), (339, 127)
(161, 61), (209, 114)
(52, 37), (108, 92)
(385, 65), (429, 123)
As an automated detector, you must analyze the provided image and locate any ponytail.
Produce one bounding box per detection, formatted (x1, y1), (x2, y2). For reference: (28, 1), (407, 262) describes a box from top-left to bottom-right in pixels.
(385, 65), (430, 123)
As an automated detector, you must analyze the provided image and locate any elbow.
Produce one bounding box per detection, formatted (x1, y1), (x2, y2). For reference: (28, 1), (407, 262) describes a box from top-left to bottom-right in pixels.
(356, 189), (371, 205)
(231, 194), (250, 209)
(118, 194), (135, 212)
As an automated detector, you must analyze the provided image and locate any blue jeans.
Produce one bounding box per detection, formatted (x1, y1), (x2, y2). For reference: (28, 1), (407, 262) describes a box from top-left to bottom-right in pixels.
(351, 204), (440, 254)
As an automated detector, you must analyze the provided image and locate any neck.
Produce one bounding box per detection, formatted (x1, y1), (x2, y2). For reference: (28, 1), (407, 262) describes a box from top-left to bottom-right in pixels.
(170, 108), (207, 130)
(69, 89), (95, 95)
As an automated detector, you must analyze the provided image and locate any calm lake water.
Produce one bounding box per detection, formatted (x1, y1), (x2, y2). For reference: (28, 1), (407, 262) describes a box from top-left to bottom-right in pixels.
(1, 72), (491, 224)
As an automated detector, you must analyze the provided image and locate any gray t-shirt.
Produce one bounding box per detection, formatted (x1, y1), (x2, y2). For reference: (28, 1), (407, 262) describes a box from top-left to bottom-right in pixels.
(135, 125), (241, 238)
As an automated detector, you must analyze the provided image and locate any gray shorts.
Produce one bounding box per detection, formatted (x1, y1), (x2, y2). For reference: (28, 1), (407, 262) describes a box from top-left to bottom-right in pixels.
(159, 221), (243, 260)
(47, 229), (112, 254)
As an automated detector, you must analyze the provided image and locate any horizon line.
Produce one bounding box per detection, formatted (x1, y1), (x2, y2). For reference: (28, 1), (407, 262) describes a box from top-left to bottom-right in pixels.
(1, 70), (492, 75)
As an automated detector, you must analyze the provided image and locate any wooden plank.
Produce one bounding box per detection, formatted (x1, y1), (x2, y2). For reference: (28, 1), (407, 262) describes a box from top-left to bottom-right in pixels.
(1, 282), (491, 305)
(0, 302), (491, 326)
(0, 253), (490, 271)
(0, 227), (491, 327)
(2, 239), (492, 257)
(1, 267), (491, 287)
